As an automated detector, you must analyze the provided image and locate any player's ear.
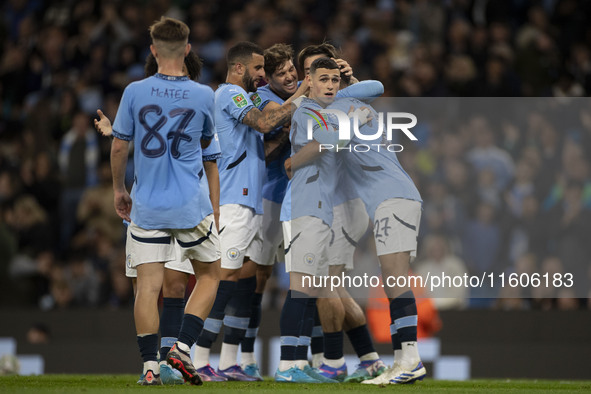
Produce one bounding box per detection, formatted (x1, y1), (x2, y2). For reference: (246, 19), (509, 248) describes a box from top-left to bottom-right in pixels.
(235, 62), (244, 75)
(150, 44), (158, 59)
(184, 43), (191, 57)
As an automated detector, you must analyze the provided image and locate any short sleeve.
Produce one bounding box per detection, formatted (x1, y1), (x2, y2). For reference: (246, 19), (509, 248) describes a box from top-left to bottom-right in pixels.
(222, 86), (255, 123)
(202, 133), (221, 161)
(250, 92), (271, 110)
(112, 86), (135, 141)
(201, 87), (216, 140)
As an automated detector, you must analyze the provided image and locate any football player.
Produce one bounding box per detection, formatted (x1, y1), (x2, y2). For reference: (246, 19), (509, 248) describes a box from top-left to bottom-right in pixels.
(288, 71), (426, 385)
(275, 57), (340, 383)
(241, 43), (385, 381)
(108, 17), (221, 386)
(295, 43), (387, 382)
(192, 41), (308, 381)
(95, 50), (220, 386)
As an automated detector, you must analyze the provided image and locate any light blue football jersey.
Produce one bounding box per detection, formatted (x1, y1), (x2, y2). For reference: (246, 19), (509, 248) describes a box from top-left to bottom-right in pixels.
(112, 74), (214, 229)
(215, 83), (265, 214)
(251, 84), (291, 204)
(333, 154), (359, 207)
(203, 132), (221, 162)
(327, 98), (422, 220)
(254, 81), (383, 205)
(280, 98), (337, 225)
(337, 80), (384, 101)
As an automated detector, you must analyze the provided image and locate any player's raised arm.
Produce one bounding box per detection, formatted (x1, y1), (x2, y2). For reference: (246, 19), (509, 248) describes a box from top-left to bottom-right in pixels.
(339, 80), (384, 101)
(332, 57), (359, 85)
(298, 43), (358, 86)
(242, 79), (308, 134)
(221, 42), (308, 134)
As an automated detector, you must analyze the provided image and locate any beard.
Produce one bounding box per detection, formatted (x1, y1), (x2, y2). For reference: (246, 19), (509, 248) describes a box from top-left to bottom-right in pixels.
(243, 70), (257, 92)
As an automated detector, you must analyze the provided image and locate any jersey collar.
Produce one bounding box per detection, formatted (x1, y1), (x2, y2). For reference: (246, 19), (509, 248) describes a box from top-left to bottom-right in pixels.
(154, 73), (189, 81)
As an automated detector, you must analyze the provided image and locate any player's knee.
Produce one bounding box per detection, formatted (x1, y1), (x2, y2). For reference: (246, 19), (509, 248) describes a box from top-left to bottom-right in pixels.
(256, 264), (273, 282)
(221, 269), (240, 282)
(200, 269), (221, 283)
(290, 272), (318, 297)
(345, 310), (366, 328)
(162, 281), (186, 298)
(293, 283), (320, 298)
(136, 282), (162, 298)
(193, 260), (221, 281)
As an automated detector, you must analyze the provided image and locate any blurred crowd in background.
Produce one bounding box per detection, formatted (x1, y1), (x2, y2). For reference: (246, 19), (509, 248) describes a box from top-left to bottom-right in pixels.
(1, 0), (591, 311)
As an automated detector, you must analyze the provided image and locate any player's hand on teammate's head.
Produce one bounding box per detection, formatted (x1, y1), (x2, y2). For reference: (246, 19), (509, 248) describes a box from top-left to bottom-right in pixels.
(332, 58), (355, 86)
(332, 58), (353, 77)
(295, 77), (310, 97)
(291, 95), (305, 109)
(290, 79), (309, 108)
(94, 109), (113, 136)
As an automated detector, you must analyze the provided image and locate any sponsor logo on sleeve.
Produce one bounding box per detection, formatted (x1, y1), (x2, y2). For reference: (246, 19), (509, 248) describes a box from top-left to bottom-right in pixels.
(232, 93), (247, 108)
(250, 93), (262, 107)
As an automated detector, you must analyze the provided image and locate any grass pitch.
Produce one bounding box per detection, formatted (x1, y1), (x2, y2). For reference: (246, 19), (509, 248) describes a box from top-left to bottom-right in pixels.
(0, 375), (590, 393)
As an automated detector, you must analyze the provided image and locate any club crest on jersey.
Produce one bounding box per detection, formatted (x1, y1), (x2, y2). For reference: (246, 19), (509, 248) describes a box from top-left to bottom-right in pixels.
(227, 248), (240, 260)
(250, 93), (262, 107)
(304, 253), (315, 265)
(232, 94), (247, 108)
(126, 254), (132, 269)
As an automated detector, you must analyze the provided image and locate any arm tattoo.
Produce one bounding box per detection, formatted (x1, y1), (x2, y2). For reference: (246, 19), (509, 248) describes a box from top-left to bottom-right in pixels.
(243, 105), (292, 133)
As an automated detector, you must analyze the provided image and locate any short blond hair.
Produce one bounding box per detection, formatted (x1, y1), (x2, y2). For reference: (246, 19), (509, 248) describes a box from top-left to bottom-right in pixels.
(149, 16), (189, 58)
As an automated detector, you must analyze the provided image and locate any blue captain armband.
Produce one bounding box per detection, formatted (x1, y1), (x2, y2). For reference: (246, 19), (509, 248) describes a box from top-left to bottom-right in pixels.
(203, 153), (222, 162)
(112, 130), (133, 141)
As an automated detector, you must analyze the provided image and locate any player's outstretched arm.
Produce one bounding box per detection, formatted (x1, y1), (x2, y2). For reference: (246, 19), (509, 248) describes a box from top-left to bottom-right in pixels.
(339, 80), (384, 101)
(111, 138), (132, 221)
(94, 109), (113, 136)
(243, 79), (309, 133)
